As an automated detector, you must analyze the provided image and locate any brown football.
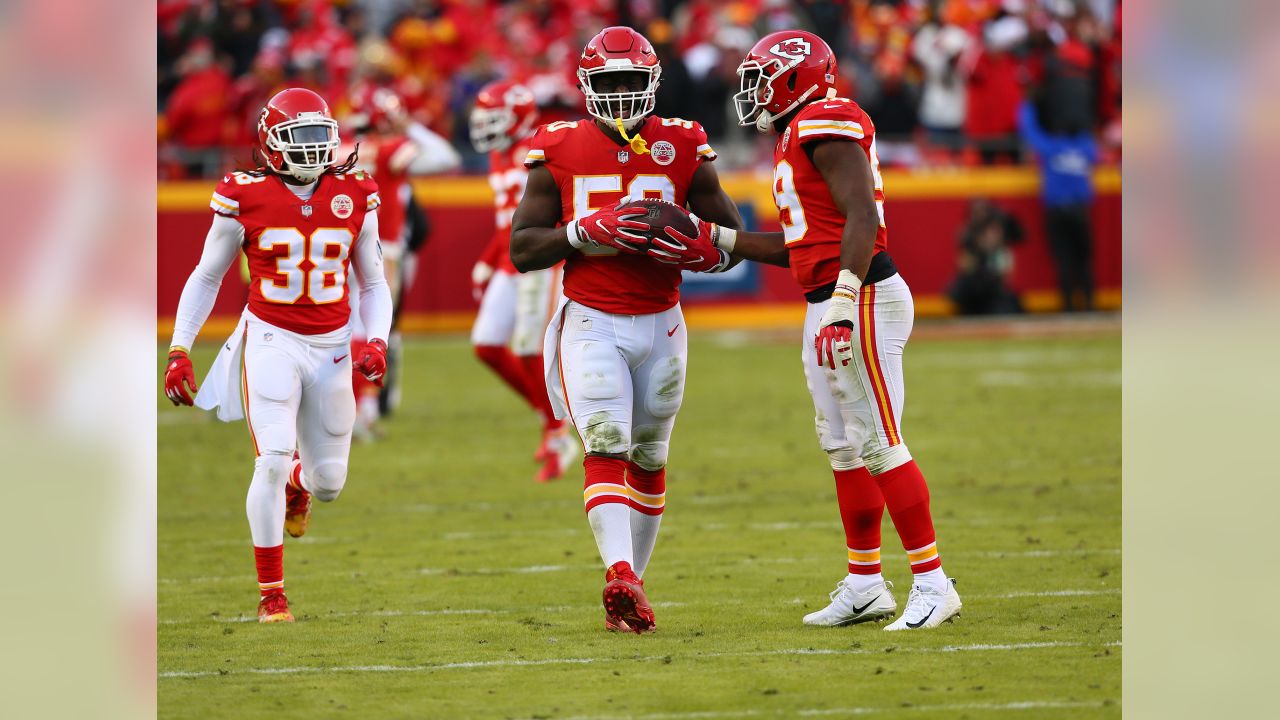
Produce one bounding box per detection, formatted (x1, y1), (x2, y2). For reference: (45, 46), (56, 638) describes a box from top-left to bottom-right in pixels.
(625, 198), (698, 248)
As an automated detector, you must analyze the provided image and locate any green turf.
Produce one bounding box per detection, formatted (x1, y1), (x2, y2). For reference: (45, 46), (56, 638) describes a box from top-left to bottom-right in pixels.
(158, 329), (1121, 719)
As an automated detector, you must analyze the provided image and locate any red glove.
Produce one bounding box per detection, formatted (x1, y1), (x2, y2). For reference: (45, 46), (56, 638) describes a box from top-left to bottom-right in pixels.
(569, 201), (650, 254)
(164, 348), (198, 406)
(355, 338), (389, 386)
(814, 270), (860, 369)
(647, 224), (730, 272)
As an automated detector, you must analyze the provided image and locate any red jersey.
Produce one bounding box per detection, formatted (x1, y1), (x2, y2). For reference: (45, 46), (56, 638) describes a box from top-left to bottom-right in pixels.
(525, 116), (716, 315)
(774, 98), (888, 293)
(356, 135), (414, 246)
(484, 137), (532, 274)
(211, 170), (381, 335)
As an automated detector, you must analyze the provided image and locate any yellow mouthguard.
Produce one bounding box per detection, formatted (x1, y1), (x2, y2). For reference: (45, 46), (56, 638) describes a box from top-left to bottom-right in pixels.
(615, 117), (650, 155)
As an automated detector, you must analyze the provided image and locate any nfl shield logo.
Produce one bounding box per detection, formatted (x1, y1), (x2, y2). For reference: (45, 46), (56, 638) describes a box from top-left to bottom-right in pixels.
(617, 150), (630, 164)
(263, 332), (273, 342)
(301, 204), (313, 217)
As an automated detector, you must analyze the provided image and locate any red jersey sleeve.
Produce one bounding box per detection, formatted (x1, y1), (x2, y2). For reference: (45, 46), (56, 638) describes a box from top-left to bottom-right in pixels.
(352, 169), (381, 212)
(523, 121), (579, 169)
(210, 173), (245, 218)
(794, 98), (873, 147)
(686, 119), (717, 162)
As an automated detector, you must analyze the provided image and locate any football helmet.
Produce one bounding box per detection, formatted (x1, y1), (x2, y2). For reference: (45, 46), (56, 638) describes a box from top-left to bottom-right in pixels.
(469, 80), (539, 153)
(577, 26), (661, 131)
(734, 30), (838, 133)
(258, 88), (341, 182)
(346, 85), (407, 135)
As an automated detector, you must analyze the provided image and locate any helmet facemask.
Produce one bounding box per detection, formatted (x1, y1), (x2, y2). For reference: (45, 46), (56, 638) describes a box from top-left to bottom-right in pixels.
(263, 113), (340, 182)
(578, 66), (660, 132)
(469, 106), (516, 153)
(734, 57), (820, 133)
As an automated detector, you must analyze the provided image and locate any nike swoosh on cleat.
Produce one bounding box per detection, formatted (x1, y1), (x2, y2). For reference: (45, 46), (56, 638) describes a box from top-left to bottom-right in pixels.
(667, 325), (680, 337)
(906, 605), (936, 628)
(850, 594), (881, 615)
(333, 355), (348, 363)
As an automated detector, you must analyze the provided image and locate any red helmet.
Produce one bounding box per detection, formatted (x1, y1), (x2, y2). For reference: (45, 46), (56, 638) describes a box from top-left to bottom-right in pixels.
(257, 88), (341, 181)
(346, 85), (407, 135)
(469, 80), (539, 153)
(734, 30), (838, 132)
(576, 26), (661, 131)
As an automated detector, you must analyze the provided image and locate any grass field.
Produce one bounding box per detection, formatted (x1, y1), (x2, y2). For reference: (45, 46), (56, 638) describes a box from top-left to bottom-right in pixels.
(158, 325), (1121, 719)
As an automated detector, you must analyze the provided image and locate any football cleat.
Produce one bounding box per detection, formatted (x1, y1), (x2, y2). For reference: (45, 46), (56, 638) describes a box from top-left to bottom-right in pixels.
(602, 561), (655, 634)
(803, 578), (897, 626)
(884, 578), (962, 631)
(604, 613), (633, 633)
(284, 454), (311, 538)
(257, 591), (295, 624)
(536, 428), (580, 483)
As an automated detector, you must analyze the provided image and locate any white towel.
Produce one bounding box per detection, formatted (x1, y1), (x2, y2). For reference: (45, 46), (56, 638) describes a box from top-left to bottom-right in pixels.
(194, 311), (248, 422)
(541, 295), (572, 421)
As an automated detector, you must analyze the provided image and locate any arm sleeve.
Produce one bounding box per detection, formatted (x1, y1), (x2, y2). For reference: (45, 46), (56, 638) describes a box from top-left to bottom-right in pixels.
(351, 211), (394, 342)
(399, 122), (462, 175)
(1018, 102), (1047, 152)
(170, 214), (244, 350)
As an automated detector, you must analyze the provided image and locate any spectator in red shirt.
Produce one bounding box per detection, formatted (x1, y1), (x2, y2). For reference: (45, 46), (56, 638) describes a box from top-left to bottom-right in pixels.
(163, 38), (233, 151)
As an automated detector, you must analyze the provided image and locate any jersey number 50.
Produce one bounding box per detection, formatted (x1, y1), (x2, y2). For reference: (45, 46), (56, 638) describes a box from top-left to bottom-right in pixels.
(258, 228), (353, 304)
(572, 175), (675, 256)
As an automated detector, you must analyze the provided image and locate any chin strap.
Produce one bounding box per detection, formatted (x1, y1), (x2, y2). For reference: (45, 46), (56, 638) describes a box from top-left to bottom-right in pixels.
(615, 117), (650, 155)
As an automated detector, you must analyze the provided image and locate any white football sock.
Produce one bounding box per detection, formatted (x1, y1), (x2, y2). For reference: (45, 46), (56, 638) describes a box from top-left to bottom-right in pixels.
(246, 453), (288, 547)
(846, 572), (887, 595)
(914, 567), (949, 593)
(629, 511), (662, 578)
(586, 503), (633, 569)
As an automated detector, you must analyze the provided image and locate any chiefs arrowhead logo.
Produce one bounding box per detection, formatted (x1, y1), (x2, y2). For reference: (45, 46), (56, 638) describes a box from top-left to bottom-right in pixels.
(769, 38), (812, 63)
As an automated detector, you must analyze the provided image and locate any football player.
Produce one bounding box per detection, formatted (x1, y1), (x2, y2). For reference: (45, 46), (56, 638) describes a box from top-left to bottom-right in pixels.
(510, 26), (743, 633)
(345, 87), (461, 436)
(163, 88), (393, 623)
(468, 80), (579, 482)
(646, 31), (962, 630)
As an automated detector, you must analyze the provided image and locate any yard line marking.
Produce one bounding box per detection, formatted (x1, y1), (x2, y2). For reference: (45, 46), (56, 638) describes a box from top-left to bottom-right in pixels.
(159, 641), (1120, 678)
(159, 548), (1121, 585)
(552, 699), (1113, 719)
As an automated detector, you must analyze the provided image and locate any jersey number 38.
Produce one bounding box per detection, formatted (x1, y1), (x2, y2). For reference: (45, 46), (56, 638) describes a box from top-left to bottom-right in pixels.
(258, 228), (353, 304)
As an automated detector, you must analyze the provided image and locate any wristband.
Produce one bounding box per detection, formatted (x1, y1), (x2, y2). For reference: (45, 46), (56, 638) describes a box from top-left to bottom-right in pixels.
(169, 345), (190, 356)
(565, 219), (588, 249)
(713, 225), (738, 253)
(832, 269), (862, 300)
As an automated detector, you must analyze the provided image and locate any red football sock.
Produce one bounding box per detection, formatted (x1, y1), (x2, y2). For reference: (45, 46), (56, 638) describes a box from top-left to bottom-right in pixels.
(254, 544), (284, 598)
(475, 345), (536, 408)
(834, 467), (885, 575)
(583, 455), (629, 513)
(519, 353), (561, 428)
(625, 464), (666, 516)
(875, 460), (942, 573)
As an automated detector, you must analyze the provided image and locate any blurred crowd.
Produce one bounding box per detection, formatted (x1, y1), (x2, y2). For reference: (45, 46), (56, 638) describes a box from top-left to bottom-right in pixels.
(158, 0), (1121, 178)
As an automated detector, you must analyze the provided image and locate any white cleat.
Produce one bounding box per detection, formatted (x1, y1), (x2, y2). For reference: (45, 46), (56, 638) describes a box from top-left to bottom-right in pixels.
(803, 579), (897, 626)
(884, 578), (962, 631)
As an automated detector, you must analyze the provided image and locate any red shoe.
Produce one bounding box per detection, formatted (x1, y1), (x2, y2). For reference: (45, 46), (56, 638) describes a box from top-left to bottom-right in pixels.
(535, 428), (580, 483)
(605, 614), (633, 633)
(602, 561), (655, 634)
(257, 591), (294, 624)
(284, 454), (311, 538)
(534, 428), (552, 463)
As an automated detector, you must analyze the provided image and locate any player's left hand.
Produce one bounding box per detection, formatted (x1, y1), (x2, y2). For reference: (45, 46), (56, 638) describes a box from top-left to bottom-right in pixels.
(164, 348), (198, 406)
(815, 271), (861, 369)
(355, 338), (389, 386)
(647, 224), (730, 273)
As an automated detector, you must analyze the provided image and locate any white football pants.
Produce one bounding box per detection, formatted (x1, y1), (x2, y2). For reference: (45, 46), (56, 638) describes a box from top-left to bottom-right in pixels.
(803, 273), (914, 474)
(472, 267), (561, 356)
(555, 300), (686, 470)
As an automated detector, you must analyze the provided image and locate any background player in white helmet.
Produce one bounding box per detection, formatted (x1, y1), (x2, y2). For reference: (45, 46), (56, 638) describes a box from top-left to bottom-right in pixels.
(163, 88), (393, 623)
(468, 79), (579, 482)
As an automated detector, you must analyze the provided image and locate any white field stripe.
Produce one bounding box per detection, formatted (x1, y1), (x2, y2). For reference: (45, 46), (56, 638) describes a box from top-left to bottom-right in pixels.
(554, 700), (1111, 720)
(159, 588), (1119, 625)
(160, 641), (1120, 679)
(159, 548), (1121, 585)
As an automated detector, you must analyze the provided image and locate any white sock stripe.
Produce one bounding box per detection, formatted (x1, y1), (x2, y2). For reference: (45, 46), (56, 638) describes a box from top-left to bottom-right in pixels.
(905, 542), (937, 555)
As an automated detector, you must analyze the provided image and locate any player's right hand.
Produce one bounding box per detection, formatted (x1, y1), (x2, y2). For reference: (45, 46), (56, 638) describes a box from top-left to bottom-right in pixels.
(164, 348), (198, 406)
(572, 202), (650, 254)
(471, 261), (494, 302)
(355, 338), (389, 387)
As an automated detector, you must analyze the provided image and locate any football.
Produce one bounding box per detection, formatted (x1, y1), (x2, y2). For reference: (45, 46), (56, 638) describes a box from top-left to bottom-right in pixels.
(626, 198), (698, 248)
